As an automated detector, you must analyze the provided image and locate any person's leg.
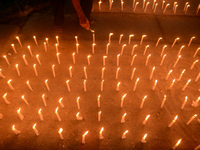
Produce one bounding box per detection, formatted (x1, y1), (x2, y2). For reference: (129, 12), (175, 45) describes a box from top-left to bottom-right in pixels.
(52, 0), (65, 28)
(80, 0), (93, 19)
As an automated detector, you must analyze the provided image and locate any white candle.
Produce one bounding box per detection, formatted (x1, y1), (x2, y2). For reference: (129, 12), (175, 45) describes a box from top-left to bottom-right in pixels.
(193, 47), (200, 58)
(143, 45), (149, 55)
(45, 79), (50, 91)
(160, 54), (166, 66)
(77, 97), (80, 110)
(69, 66), (72, 78)
(150, 67), (155, 80)
(143, 0), (146, 9)
(131, 45), (137, 55)
(102, 67), (105, 79)
(140, 35), (147, 45)
(16, 36), (22, 47)
(92, 31), (95, 43)
(33, 64), (38, 76)
(42, 94), (47, 107)
(55, 107), (61, 121)
(106, 43), (110, 55)
(59, 98), (64, 108)
(182, 79), (191, 91)
(83, 80), (86, 92)
(188, 37), (195, 47)
(172, 139), (182, 150)
(58, 128), (64, 139)
(160, 45), (167, 57)
(66, 80), (71, 92)
(129, 34), (134, 45)
(153, 3), (158, 13)
(17, 108), (24, 120)
(76, 43), (79, 53)
(7, 79), (14, 90)
(21, 95), (29, 105)
(174, 5), (178, 14)
(33, 123), (39, 136)
(195, 72), (200, 82)
(116, 82), (121, 91)
(11, 44), (17, 54)
(12, 125), (21, 135)
(52, 65), (55, 77)
(196, 4), (200, 15)
(131, 54), (137, 66)
(0, 69), (5, 78)
(181, 96), (187, 109)
(87, 55), (91, 65)
(33, 36), (38, 46)
(120, 44), (126, 55)
(2, 93), (10, 104)
(168, 115), (178, 127)
(108, 33), (113, 44)
(23, 55), (28, 65)
(133, 78), (139, 91)
(82, 131), (89, 144)
(186, 114), (197, 125)
(45, 38), (49, 45)
(142, 115), (150, 125)
(161, 95), (166, 109)
(172, 38), (179, 47)
(76, 112), (83, 120)
(185, 4), (190, 14)
(173, 55), (181, 68)
(56, 53), (60, 64)
(152, 80), (157, 90)
(15, 64), (20, 76)
(155, 37), (162, 47)
(26, 81), (33, 91)
(84, 67), (87, 79)
(122, 130), (128, 139)
(101, 80), (104, 92)
(75, 36), (78, 44)
(163, 4), (170, 13)
(98, 1), (102, 11)
(98, 111), (101, 121)
(141, 134), (147, 143)
(99, 127), (104, 139)
(44, 42), (47, 52)
(131, 68), (136, 80)
(56, 36), (59, 45)
(144, 2), (149, 12)
(121, 1), (124, 12)
(166, 70), (173, 80)
(119, 34), (123, 44)
(55, 44), (58, 53)
(121, 113), (126, 123)
(177, 45), (185, 56)
(72, 53), (75, 64)
(190, 60), (198, 69)
(134, 2), (139, 11)
(121, 93), (127, 108)
(177, 69), (186, 81)
(140, 95), (147, 109)
(97, 95), (101, 107)
(145, 54), (151, 66)
(3, 55), (10, 66)
(117, 54), (120, 66)
(116, 67), (120, 79)
(27, 46), (33, 57)
(103, 56), (107, 66)
(169, 79), (176, 90)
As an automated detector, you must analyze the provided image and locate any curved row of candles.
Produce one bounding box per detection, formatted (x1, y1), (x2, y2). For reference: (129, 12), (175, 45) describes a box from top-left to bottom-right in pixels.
(98, 0), (200, 15)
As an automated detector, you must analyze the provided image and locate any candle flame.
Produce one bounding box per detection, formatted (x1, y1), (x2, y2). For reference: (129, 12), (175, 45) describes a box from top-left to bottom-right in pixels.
(100, 127), (104, 133)
(59, 98), (63, 103)
(57, 53), (60, 56)
(188, 79), (191, 83)
(146, 45), (150, 48)
(84, 131), (89, 136)
(56, 36), (58, 39)
(118, 82), (121, 85)
(176, 139), (182, 146)
(87, 55), (91, 58)
(123, 113), (127, 117)
(147, 54), (151, 58)
(7, 79), (12, 83)
(98, 95), (101, 98)
(136, 78), (139, 82)
(21, 95), (24, 99)
(143, 95), (147, 100)
(45, 79), (48, 83)
(124, 130), (128, 134)
(38, 108), (41, 113)
(130, 34), (134, 37)
(55, 107), (59, 113)
(134, 45), (137, 47)
(146, 115), (150, 120)
(109, 33), (113, 36)
(11, 44), (14, 46)
(117, 67), (120, 71)
(33, 123), (36, 129)
(12, 125), (15, 130)
(174, 115), (178, 121)
(143, 134), (147, 140)
(17, 108), (21, 113)
(99, 111), (101, 114)
(117, 54), (120, 57)
(3, 93), (7, 97)
(66, 80), (69, 83)
(59, 128), (63, 133)
(76, 112), (80, 117)
(194, 114), (197, 117)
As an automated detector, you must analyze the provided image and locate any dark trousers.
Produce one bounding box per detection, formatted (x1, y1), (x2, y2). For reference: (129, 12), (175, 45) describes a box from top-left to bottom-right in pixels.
(52, 0), (93, 26)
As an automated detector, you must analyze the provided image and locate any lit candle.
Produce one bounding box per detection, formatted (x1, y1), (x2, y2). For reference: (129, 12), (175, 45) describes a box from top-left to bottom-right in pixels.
(0, 69), (5, 78)
(26, 81), (33, 91)
(33, 64), (38, 76)
(12, 125), (21, 135)
(160, 54), (166, 66)
(45, 79), (50, 91)
(163, 3), (170, 13)
(72, 53), (75, 64)
(188, 37), (195, 47)
(133, 78), (139, 91)
(102, 67), (105, 79)
(173, 2), (177, 11)
(33, 36), (38, 46)
(119, 34), (123, 44)
(173, 55), (181, 68)
(75, 36), (78, 44)
(27, 46), (33, 57)
(172, 139), (182, 150)
(140, 95), (147, 109)
(116, 67), (120, 79)
(76, 112), (83, 120)
(103, 56), (107, 66)
(7, 79), (14, 90)
(144, 2), (149, 12)
(98, 1), (102, 11)
(82, 131), (89, 144)
(121, 113), (126, 123)
(155, 37), (162, 47)
(33, 123), (39, 136)
(11, 44), (17, 54)
(55, 44), (58, 53)
(129, 34), (134, 45)
(55, 107), (61, 121)
(109, 0), (113, 10)
(92, 30), (95, 43)
(97, 95), (101, 108)
(16, 36), (22, 47)
(153, 3), (158, 13)
(134, 2), (139, 12)
(120, 44), (126, 55)
(77, 97), (80, 110)
(56, 36), (59, 45)
(106, 43), (110, 55)
(98, 111), (101, 121)
(181, 96), (187, 109)
(196, 4), (200, 15)
(87, 55), (91, 65)
(43, 42), (47, 52)
(174, 5), (178, 14)
(177, 69), (185, 81)
(162, 1), (165, 9)
(66, 80), (71, 92)
(131, 45), (137, 55)
(121, 93), (127, 108)
(52, 65), (55, 77)
(182, 79), (191, 91)
(117, 54), (120, 66)
(152, 80), (157, 90)
(145, 54), (151, 66)
(131, 68), (136, 80)
(177, 45), (185, 56)
(58, 128), (63, 139)
(69, 66), (72, 78)
(35, 55), (41, 66)
(116, 82), (121, 91)
(131, 54), (137, 66)
(108, 33), (113, 44)
(172, 38), (179, 47)
(140, 35), (147, 45)
(45, 38), (49, 45)
(195, 72), (200, 82)
(165, 70), (173, 80)
(2, 93), (10, 104)
(17, 108), (24, 120)
(42, 94), (47, 107)
(101, 80), (104, 92)
(143, 45), (149, 55)
(142, 115), (150, 125)
(193, 47), (200, 58)
(21, 95), (29, 105)
(184, 2), (189, 11)
(23, 55), (28, 65)
(169, 79), (176, 90)
(99, 127), (104, 139)
(185, 4), (190, 14)
(56, 53), (60, 64)
(122, 130), (128, 139)
(84, 67), (87, 79)
(152, 0), (156, 9)
(83, 80), (86, 92)
(76, 43), (79, 53)
(143, 0), (146, 9)
(160, 45), (167, 57)
(186, 114), (197, 125)
(121, 1), (124, 12)
(59, 98), (64, 108)
(141, 134), (147, 143)
(161, 95), (166, 109)
(168, 115), (178, 127)
(190, 60), (198, 69)
(15, 64), (20, 76)
(192, 96), (200, 107)
(149, 67), (155, 80)
(3, 55), (10, 66)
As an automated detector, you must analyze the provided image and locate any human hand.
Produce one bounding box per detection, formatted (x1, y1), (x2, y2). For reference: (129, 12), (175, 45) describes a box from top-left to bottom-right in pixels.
(79, 18), (90, 30)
